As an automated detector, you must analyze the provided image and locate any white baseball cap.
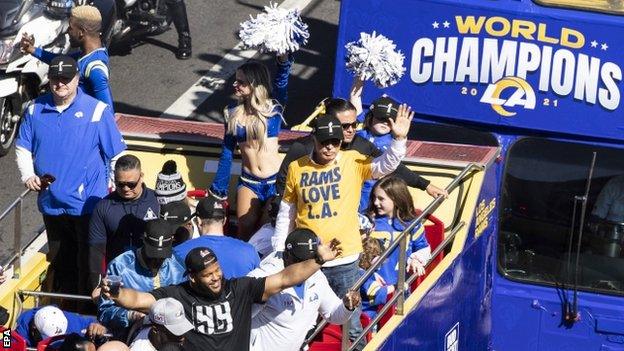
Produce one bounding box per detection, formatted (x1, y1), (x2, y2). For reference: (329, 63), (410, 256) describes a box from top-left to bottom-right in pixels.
(149, 298), (193, 336)
(34, 306), (68, 339)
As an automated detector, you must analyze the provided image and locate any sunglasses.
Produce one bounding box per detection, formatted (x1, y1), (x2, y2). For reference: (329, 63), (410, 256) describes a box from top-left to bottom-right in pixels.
(321, 139), (342, 147)
(115, 180), (140, 190)
(341, 122), (358, 130)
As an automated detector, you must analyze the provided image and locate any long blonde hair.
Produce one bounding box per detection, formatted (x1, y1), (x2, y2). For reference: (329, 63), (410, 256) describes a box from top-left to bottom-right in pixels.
(226, 62), (279, 148)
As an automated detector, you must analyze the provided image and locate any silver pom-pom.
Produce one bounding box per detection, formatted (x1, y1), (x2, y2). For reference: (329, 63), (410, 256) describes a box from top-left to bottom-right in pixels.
(345, 31), (406, 88)
(238, 2), (309, 55)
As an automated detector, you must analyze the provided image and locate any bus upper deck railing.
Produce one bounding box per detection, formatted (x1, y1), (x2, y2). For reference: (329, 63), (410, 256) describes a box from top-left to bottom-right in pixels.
(303, 162), (482, 350)
(0, 188), (31, 280)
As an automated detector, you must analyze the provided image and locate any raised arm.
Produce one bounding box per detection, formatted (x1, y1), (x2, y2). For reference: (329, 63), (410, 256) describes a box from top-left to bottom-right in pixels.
(262, 239), (342, 301)
(370, 104), (414, 179)
(350, 76), (364, 117)
(101, 281), (156, 314)
(273, 53), (294, 107)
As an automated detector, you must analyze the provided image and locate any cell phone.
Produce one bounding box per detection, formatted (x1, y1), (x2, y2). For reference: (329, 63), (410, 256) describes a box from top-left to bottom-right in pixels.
(40, 174), (56, 190)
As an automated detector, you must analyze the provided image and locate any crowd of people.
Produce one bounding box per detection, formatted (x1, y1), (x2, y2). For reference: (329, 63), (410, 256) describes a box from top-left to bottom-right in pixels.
(1, 3), (451, 351)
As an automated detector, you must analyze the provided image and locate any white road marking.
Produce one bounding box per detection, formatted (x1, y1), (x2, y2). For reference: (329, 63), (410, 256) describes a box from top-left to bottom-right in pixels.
(161, 0), (316, 119)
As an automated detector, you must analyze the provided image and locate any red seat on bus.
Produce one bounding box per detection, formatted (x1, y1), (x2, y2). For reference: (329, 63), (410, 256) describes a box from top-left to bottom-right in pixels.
(410, 210), (445, 291)
(0, 326), (27, 351)
(308, 313), (372, 351)
(375, 211), (445, 328)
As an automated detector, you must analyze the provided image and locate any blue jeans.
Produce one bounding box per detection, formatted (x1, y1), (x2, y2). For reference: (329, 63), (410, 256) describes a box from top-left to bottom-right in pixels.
(321, 260), (366, 350)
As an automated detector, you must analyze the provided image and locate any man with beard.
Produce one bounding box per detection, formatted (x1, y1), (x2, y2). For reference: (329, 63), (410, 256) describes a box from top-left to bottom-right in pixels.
(101, 234), (342, 351)
(20, 5), (114, 107)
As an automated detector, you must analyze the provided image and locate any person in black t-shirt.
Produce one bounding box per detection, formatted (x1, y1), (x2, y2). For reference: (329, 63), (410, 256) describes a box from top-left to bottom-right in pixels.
(101, 230), (342, 351)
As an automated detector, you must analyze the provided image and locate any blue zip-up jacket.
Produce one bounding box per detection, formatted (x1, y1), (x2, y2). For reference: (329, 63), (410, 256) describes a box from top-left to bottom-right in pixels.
(209, 55), (293, 197)
(15, 306), (95, 346)
(33, 47), (114, 108)
(97, 249), (186, 331)
(174, 234), (260, 278)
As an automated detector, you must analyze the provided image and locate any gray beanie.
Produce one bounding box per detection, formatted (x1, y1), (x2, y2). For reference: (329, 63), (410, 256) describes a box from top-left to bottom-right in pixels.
(155, 160), (187, 205)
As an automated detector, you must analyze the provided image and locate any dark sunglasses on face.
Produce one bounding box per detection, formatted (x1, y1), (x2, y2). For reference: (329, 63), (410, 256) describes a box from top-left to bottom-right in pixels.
(341, 122), (358, 130)
(234, 78), (249, 86)
(321, 139), (341, 147)
(115, 180), (140, 190)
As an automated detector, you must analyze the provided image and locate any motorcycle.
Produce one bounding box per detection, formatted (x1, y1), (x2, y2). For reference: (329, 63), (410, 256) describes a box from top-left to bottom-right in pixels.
(0, 0), (70, 156)
(0, 0), (173, 157)
(107, 0), (172, 46)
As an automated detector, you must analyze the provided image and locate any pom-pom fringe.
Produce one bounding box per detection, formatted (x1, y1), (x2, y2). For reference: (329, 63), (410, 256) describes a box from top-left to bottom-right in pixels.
(239, 2), (309, 55)
(345, 31), (406, 88)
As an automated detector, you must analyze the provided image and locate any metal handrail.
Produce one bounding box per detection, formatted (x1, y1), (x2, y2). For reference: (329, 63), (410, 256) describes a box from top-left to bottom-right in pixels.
(303, 163), (481, 349)
(347, 221), (466, 350)
(0, 189), (31, 278)
(12, 290), (94, 329)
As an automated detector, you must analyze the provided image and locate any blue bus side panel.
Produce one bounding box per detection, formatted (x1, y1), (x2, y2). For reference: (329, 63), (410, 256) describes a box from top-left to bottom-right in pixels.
(492, 272), (624, 350)
(334, 0), (624, 142)
(378, 162), (500, 350)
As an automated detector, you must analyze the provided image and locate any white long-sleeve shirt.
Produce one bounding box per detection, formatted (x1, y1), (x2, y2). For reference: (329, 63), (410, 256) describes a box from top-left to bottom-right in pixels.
(248, 252), (353, 351)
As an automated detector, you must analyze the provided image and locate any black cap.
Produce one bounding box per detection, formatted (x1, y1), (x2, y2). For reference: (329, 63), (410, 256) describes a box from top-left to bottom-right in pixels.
(313, 116), (343, 143)
(185, 247), (218, 274)
(48, 56), (78, 79)
(195, 197), (226, 219)
(369, 96), (400, 121)
(143, 219), (174, 259)
(284, 228), (320, 262)
(160, 201), (192, 226)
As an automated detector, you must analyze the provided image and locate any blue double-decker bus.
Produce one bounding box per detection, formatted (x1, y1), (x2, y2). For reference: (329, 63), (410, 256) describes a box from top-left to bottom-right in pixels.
(331, 0), (624, 350)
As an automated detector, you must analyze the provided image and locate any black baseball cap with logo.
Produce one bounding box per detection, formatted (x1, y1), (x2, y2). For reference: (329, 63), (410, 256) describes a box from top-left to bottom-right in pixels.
(143, 219), (175, 259)
(195, 197), (226, 219)
(313, 115), (343, 143)
(185, 247), (218, 274)
(160, 201), (192, 226)
(284, 228), (320, 262)
(369, 95), (400, 121)
(48, 55), (78, 80)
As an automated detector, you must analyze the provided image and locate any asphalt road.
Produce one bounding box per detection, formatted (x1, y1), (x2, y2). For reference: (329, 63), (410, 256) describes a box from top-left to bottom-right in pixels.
(0, 0), (340, 262)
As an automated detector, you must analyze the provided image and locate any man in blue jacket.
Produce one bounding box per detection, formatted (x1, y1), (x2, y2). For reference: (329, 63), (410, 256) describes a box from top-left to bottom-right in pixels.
(97, 219), (186, 337)
(15, 56), (126, 297)
(20, 5), (114, 107)
(88, 154), (160, 289)
(174, 197), (260, 278)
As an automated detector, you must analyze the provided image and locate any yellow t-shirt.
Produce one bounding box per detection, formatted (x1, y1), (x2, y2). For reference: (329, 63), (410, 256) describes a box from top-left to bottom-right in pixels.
(283, 150), (373, 258)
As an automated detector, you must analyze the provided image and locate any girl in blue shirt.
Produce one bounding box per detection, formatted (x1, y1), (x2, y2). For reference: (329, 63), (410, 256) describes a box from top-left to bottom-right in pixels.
(360, 176), (432, 318)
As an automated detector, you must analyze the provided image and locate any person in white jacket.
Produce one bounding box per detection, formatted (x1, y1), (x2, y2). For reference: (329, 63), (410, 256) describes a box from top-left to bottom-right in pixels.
(249, 228), (361, 351)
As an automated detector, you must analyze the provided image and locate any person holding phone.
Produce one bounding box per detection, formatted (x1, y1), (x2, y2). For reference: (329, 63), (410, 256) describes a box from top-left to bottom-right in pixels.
(15, 56), (126, 298)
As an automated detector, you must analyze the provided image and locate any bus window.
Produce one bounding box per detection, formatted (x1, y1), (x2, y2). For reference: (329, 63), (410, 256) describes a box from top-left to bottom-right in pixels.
(533, 0), (624, 15)
(499, 138), (624, 296)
